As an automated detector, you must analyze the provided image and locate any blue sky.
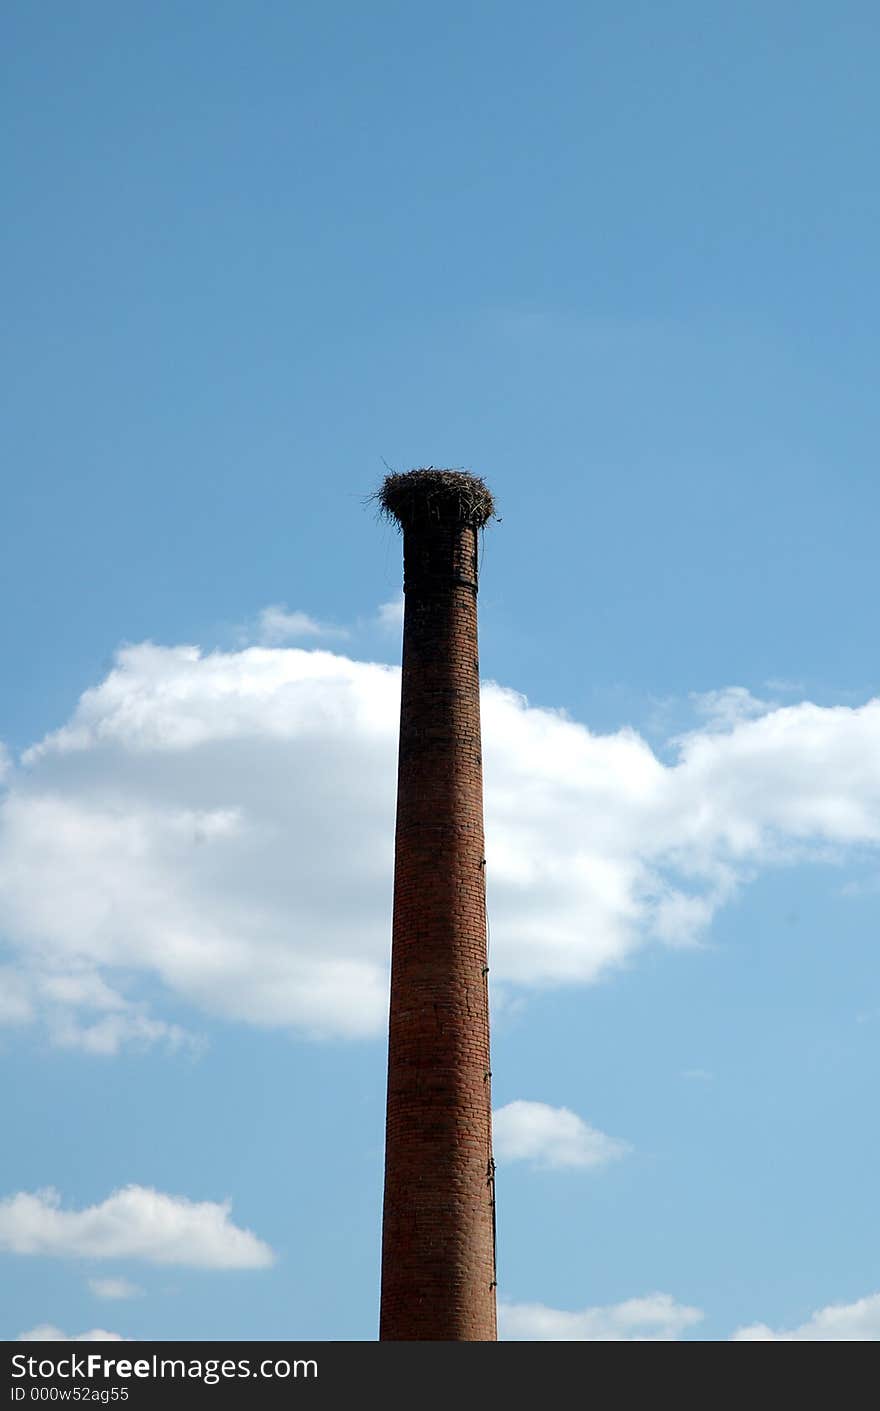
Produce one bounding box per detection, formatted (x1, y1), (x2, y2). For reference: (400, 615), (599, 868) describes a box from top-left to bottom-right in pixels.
(2, 1), (880, 1342)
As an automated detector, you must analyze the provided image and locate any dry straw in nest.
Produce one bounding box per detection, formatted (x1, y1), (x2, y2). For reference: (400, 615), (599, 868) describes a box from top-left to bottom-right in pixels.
(376, 468), (496, 530)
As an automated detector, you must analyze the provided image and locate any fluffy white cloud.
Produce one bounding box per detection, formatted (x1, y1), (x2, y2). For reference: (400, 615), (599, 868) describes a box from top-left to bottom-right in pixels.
(732, 1292), (880, 1340)
(254, 605), (347, 646)
(493, 1101), (628, 1170)
(17, 1325), (127, 1341)
(0, 1186), (275, 1269)
(88, 1277), (142, 1300)
(0, 645), (397, 1045)
(500, 1293), (703, 1341)
(4, 637), (880, 1046)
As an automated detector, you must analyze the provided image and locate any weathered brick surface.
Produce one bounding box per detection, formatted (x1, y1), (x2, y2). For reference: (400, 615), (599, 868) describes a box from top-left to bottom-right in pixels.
(380, 501), (497, 1342)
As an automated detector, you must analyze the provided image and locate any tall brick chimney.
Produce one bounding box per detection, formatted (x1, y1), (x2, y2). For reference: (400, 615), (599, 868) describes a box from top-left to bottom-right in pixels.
(378, 468), (498, 1342)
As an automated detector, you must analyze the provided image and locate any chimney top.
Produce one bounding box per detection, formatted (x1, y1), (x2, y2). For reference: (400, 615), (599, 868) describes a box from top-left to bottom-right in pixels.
(378, 468), (495, 531)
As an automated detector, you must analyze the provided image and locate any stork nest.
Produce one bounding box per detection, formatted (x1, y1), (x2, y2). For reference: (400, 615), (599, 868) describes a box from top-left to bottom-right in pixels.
(375, 468), (496, 530)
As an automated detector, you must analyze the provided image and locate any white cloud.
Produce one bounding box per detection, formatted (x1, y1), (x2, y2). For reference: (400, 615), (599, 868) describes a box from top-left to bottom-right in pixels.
(689, 686), (774, 731)
(0, 968), (33, 1026)
(0, 967), (191, 1056)
(493, 1101), (628, 1170)
(50, 1010), (191, 1057)
(88, 1277), (142, 1300)
(254, 605), (346, 646)
(1, 645), (396, 1045)
(0, 1186), (275, 1269)
(500, 1293), (703, 1341)
(18, 1325), (127, 1342)
(732, 1292), (880, 1340)
(4, 640), (880, 1045)
(376, 595), (404, 632)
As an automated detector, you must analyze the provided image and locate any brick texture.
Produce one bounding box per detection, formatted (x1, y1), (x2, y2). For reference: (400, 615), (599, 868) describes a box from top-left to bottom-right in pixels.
(379, 493), (497, 1342)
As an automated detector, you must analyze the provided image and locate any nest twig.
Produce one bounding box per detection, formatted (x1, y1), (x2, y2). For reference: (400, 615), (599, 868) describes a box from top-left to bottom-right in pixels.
(373, 468), (496, 530)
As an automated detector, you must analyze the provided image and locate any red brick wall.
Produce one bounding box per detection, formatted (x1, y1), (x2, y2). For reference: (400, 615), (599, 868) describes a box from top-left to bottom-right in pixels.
(379, 516), (497, 1342)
